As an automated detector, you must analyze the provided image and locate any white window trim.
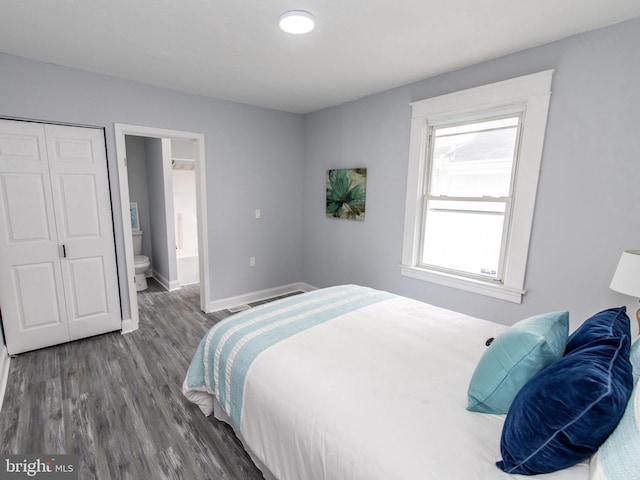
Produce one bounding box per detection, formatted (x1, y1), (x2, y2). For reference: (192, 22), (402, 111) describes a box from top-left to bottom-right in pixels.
(401, 70), (553, 303)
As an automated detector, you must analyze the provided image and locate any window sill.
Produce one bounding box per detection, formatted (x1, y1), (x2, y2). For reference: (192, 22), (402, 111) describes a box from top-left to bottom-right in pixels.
(400, 265), (525, 303)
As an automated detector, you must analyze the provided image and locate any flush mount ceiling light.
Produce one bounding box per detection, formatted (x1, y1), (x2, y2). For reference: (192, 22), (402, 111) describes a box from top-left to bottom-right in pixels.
(278, 10), (315, 34)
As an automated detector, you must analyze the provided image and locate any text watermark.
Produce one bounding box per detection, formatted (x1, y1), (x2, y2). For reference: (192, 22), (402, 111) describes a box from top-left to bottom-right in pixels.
(0, 455), (78, 479)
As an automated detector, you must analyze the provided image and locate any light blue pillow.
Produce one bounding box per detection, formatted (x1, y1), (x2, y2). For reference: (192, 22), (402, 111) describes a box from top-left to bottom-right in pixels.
(590, 337), (639, 480)
(467, 311), (569, 414)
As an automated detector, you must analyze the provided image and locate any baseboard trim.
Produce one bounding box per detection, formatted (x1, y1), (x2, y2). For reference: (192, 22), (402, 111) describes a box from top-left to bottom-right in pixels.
(208, 282), (317, 313)
(0, 345), (10, 413)
(121, 317), (138, 334)
(152, 270), (181, 292)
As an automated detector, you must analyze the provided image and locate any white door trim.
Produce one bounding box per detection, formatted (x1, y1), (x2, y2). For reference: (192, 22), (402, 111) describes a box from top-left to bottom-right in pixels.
(0, 345), (10, 413)
(161, 138), (179, 291)
(114, 123), (210, 333)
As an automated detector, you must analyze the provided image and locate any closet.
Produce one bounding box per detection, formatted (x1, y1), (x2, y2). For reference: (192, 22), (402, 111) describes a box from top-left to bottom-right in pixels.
(0, 119), (121, 355)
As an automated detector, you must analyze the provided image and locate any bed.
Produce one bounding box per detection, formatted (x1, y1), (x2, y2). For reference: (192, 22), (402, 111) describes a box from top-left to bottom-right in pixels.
(183, 284), (638, 480)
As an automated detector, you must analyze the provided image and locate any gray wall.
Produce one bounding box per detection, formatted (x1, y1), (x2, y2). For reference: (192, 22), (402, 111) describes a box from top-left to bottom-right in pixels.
(125, 136), (153, 260)
(145, 137), (172, 284)
(171, 138), (195, 159)
(0, 52), (305, 321)
(1, 17), (638, 333)
(125, 135), (183, 287)
(301, 18), (640, 331)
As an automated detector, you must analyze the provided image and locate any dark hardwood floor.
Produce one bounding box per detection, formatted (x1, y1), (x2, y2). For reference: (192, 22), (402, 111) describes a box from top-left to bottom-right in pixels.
(0, 279), (289, 479)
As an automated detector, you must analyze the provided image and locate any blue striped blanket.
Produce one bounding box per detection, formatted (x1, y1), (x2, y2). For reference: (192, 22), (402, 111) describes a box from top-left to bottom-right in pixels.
(183, 285), (395, 428)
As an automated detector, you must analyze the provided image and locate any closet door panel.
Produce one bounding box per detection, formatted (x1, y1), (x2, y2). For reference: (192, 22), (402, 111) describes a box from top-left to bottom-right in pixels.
(66, 257), (109, 319)
(0, 120), (70, 354)
(45, 124), (121, 340)
(56, 174), (101, 239)
(11, 262), (64, 328)
(2, 173), (52, 242)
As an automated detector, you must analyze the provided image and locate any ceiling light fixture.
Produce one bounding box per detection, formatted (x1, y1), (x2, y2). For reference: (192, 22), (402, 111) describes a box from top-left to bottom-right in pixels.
(278, 10), (315, 34)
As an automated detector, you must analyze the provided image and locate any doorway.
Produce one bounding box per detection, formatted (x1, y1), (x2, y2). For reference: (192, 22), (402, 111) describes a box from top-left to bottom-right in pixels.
(114, 124), (210, 333)
(171, 139), (200, 287)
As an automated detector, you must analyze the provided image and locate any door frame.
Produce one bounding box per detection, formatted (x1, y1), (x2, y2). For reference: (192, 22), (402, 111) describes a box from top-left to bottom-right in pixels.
(114, 123), (210, 333)
(161, 138), (179, 290)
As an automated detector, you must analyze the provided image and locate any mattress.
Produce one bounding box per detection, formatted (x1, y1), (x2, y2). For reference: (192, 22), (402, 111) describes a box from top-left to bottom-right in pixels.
(184, 285), (589, 480)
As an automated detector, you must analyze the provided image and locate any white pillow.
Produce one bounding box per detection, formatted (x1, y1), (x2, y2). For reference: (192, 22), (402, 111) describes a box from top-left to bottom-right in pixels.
(590, 338), (639, 479)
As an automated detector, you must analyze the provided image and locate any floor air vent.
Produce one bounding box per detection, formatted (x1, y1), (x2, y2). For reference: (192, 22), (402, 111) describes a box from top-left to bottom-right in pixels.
(228, 304), (251, 313)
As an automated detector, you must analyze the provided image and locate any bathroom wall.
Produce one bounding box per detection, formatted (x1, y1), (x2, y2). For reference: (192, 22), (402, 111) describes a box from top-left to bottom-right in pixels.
(145, 138), (176, 288)
(171, 138), (195, 159)
(124, 135), (153, 260)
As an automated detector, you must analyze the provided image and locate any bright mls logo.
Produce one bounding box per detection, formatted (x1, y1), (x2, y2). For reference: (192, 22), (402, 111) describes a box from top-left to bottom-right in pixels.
(1, 455), (78, 479)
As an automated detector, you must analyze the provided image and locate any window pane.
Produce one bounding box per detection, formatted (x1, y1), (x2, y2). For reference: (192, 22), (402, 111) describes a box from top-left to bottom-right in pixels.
(429, 117), (519, 197)
(426, 199), (506, 214)
(421, 200), (505, 278)
(436, 117), (518, 136)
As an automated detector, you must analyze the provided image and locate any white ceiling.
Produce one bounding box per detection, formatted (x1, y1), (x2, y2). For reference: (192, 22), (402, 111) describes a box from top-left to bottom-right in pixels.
(1, 0), (640, 114)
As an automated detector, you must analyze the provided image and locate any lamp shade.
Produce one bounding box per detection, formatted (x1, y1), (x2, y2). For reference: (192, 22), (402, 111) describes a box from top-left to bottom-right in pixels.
(610, 250), (640, 298)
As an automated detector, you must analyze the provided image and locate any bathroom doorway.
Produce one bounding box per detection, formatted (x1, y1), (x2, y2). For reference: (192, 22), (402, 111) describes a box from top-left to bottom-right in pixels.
(114, 124), (210, 333)
(171, 139), (199, 287)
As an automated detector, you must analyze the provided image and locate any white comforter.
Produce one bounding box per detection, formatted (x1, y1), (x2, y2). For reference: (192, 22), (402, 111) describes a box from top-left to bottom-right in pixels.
(188, 288), (589, 480)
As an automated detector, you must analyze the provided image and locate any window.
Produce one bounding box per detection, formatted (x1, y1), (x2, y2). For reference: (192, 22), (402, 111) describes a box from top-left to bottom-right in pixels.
(422, 115), (520, 279)
(401, 71), (553, 303)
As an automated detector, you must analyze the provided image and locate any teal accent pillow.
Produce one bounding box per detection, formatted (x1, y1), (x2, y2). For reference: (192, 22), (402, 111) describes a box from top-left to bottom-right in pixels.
(467, 311), (569, 414)
(497, 335), (633, 475)
(590, 338), (640, 480)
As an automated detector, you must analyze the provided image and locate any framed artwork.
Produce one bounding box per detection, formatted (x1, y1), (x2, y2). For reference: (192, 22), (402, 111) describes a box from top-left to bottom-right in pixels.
(130, 202), (140, 230)
(326, 168), (367, 221)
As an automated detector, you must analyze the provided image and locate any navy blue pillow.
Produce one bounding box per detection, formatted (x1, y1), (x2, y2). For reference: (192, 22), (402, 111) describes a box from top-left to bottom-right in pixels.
(497, 335), (633, 475)
(565, 307), (630, 354)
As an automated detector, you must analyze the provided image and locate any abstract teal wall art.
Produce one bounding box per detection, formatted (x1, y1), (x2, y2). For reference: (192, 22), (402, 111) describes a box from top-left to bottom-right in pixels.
(326, 168), (367, 220)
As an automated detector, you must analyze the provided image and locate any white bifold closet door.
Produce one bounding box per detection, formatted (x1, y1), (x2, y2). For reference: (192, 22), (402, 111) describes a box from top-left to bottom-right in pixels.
(0, 119), (121, 355)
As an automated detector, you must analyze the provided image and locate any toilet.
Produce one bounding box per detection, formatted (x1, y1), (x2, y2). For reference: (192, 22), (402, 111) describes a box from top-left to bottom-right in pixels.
(132, 230), (150, 291)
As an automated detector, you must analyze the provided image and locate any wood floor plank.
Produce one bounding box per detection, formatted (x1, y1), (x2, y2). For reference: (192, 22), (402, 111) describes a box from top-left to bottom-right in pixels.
(0, 279), (270, 479)
(26, 380), (46, 453)
(42, 377), (65, 453)
(63, 395), (104, 479)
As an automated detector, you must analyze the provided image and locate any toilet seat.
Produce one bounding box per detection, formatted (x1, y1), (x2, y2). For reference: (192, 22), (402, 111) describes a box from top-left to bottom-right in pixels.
(134, 254), (149, 266)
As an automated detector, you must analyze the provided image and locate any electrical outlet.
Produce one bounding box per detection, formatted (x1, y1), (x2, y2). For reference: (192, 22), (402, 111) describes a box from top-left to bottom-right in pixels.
(249, 257), (256, 267)
(255, 209), (261, 219)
